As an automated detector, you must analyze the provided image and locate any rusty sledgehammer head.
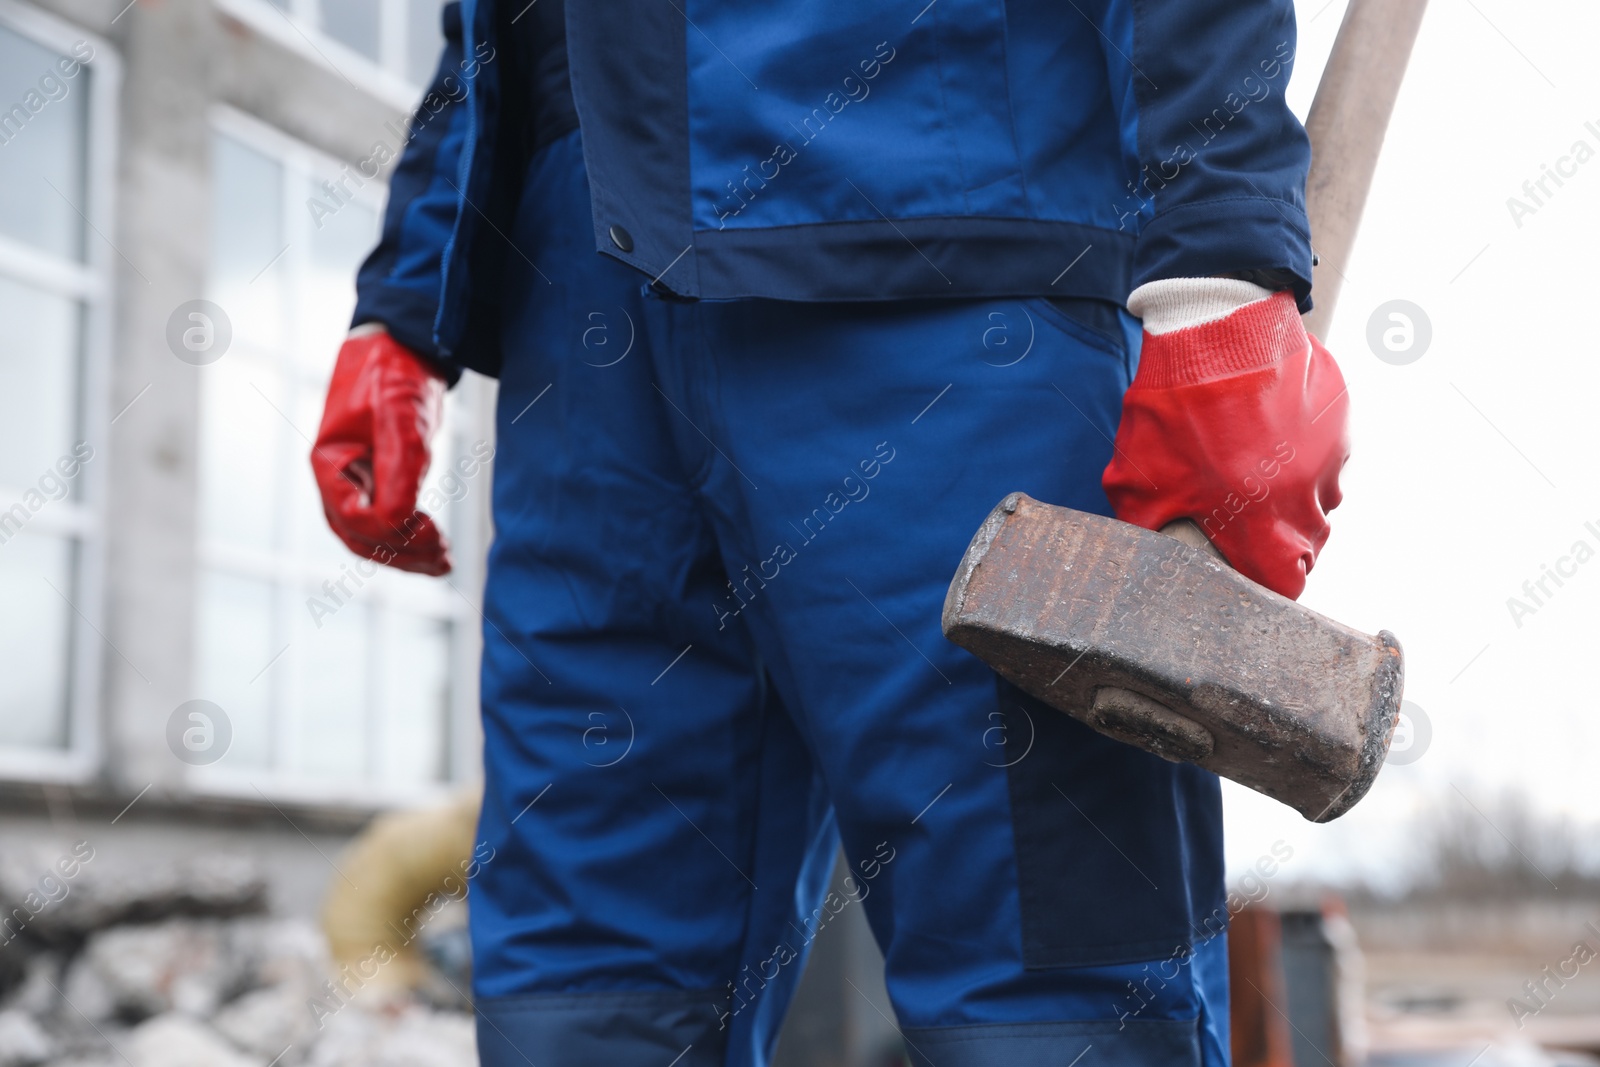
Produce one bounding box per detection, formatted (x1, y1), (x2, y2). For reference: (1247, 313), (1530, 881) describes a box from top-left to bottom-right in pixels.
(942, 493), (1404, 822)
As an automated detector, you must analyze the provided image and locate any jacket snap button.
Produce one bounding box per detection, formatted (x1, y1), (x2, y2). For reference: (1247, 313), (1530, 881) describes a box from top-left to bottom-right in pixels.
(608, 224), (634, 253)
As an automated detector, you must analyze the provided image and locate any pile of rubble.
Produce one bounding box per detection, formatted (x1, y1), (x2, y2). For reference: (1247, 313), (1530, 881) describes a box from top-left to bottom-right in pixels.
(0, 844), (475, 1067)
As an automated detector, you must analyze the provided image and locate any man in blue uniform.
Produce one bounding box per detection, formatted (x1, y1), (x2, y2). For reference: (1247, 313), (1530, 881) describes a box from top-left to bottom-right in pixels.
(310, 2), (1350, 1064)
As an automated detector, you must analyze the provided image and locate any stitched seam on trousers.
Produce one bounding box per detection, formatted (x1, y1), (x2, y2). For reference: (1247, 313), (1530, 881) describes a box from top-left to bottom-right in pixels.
(668, 306), (720, 492)
(1019, 934), (1201, 970)
(905, 1018), (1195, 1041)
(478, 987), (727, 1012)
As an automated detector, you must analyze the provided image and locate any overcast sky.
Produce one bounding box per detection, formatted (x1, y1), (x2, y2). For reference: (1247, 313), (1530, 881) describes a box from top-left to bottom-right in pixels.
(1222, 0), (1600, 888)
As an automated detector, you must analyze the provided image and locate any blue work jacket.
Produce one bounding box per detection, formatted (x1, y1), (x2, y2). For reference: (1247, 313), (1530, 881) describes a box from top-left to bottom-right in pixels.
(353, 0), (1314, 381)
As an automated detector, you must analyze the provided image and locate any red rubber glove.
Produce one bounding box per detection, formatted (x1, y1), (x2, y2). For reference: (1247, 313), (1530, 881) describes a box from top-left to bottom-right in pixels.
(1103, 288), (1349, 600)
(311, 328), (452, 576)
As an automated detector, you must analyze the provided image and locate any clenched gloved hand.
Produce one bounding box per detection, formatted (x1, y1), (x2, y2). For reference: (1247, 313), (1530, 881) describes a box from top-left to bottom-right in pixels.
(1102, 279), (1349, 600)
(311, 325), (452, 576)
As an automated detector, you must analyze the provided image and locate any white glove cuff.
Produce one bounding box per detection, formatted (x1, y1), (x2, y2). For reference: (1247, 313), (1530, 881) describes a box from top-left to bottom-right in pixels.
(1127, 278), (1276, 336)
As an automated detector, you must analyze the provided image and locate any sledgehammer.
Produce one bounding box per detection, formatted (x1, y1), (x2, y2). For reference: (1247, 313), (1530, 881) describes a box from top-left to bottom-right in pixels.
(944, 496), (1403, 821)
(943, 0), (1427, 822)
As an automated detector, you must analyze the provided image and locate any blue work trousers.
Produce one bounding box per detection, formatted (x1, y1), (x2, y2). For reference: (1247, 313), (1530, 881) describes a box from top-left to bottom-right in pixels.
(470, 129), (1230, 1067)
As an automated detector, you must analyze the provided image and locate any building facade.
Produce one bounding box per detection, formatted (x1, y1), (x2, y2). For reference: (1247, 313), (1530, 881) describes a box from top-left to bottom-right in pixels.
(0, 0), (496, 907)
(0, 3), (898, 1061)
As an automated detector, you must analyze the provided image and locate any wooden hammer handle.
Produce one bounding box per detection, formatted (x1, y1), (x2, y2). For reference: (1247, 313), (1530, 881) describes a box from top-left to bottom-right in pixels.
(1300, 0), (1430, 337)
(1158, 1), (1430, 560)
(1160, 519), (1223, 560)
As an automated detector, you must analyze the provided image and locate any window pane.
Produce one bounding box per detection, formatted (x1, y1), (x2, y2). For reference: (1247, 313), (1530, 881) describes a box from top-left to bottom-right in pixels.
(196, 119), (461, 794)
(210, 133), (286, 351)
(294, 184), (375, 373)
(194, 569), (277, 769)
(0, 534), (73, 749)
(377, 611), (449, 784)
(406, 0), (449, 86)
(196, 357), (285, 553)
(0, 277), (79, 492)
(290, 180), (378, 562)
(321, 0), (381, 62)
(291, 597), (369, 777)
(0, 25), (88, 261)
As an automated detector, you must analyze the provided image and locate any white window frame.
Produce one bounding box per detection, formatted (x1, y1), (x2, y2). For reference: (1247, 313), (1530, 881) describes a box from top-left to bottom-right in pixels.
(0, 0), (119, 784)
(213, 0), (443, 112)
(187, 104), (484, 809)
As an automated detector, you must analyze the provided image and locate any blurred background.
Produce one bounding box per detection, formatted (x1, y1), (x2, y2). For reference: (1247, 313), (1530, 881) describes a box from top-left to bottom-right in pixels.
(0, 0), (1596, 1065)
